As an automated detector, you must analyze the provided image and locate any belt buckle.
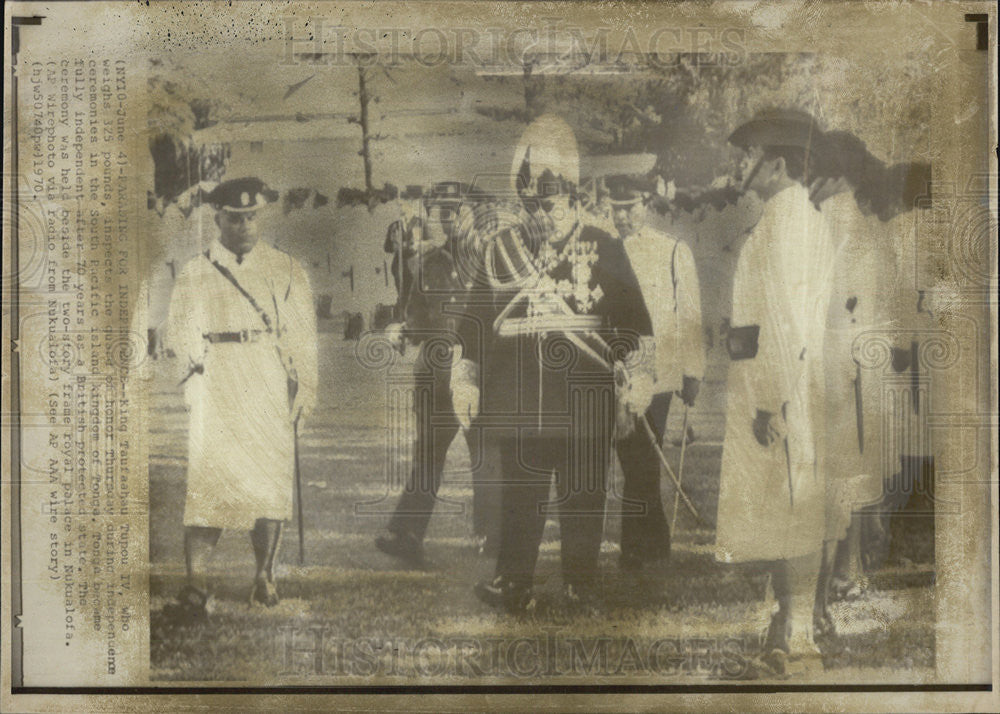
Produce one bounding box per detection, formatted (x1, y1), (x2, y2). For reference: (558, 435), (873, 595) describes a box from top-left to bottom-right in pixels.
(240, 329), (250, 343)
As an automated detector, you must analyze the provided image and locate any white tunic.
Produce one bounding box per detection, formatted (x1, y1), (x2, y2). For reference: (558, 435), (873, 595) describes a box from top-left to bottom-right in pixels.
(822, 194), (896, 540)
(622, 227), (705, 393)
(715, 184), (836, 563)
(167, 239), (318, 530)
(884, 215), (936, 462)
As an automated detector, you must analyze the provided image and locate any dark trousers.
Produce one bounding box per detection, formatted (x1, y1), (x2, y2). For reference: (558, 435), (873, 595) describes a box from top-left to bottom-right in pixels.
(494, 431), (612, 591)
(388, 346), (499, 544)
(616, 392), (673, 562)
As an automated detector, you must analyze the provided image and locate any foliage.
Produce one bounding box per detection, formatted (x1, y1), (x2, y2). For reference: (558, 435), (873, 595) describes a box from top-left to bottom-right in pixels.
(148, 57), (232, 206)
(474, 52), (934, 192)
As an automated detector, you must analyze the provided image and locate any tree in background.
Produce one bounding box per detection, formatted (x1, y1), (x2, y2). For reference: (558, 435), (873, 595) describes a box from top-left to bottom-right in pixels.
(148, 57), (231, 213)
(471, 52), (932, 194)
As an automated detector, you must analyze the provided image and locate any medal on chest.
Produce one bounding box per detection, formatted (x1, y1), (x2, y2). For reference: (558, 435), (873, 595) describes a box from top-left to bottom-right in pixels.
(529, 226), (604, 317)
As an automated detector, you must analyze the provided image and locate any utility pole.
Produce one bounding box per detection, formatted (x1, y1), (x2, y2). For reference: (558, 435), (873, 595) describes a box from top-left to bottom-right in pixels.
(352, 55), (377, 193)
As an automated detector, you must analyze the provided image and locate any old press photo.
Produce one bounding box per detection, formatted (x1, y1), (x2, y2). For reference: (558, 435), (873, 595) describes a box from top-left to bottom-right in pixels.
(2, 1), (998, 710)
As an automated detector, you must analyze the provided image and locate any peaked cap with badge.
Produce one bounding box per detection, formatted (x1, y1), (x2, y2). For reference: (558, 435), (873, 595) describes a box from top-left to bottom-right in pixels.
(205, 177), (279, 212)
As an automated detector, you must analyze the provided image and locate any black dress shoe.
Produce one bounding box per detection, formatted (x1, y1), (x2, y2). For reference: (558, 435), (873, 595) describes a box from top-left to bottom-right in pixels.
(250, 578), (280, 607)
(162, 585), (213, 625)
(474, 576), (534, 613)
(375, 530), (425, 566)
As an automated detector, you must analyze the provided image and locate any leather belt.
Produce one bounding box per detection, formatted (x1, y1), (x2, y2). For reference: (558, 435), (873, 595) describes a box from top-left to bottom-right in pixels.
(203, 329), (264, 344)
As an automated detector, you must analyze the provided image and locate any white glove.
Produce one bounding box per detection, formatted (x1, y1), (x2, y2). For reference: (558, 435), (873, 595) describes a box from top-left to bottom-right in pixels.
(450, 357), (480, 430)
(384, 322), (406, 353)
(618, 340), (657, 416)
(622, 366), (655, 416)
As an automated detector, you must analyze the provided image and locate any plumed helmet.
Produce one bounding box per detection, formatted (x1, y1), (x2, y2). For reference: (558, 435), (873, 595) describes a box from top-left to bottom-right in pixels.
(510, 113), (580, 194)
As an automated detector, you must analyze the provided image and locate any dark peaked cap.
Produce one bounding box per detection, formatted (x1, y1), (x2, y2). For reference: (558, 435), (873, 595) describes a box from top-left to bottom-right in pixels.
(815, 130), (874, 183)
(605, 173), (657, 204)
(728, 108), (824, 151)
(206, 177), (278, 212)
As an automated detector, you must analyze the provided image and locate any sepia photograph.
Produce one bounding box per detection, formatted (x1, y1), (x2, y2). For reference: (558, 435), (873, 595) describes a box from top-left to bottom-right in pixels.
(3, 1), (997, 710)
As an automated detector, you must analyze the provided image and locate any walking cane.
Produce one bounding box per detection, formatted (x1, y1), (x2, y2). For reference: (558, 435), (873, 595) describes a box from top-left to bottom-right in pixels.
(671, 404), (690, 534)
(294, 413), (305, 565)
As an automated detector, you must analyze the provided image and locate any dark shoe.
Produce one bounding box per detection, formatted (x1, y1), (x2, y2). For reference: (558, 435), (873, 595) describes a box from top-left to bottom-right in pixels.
(760, 648), (788, 676)
(375, 530), (425, 566)
(474, 576), (534, 614)
(250, 579), (279, 607)
(162, 585), (212, 625)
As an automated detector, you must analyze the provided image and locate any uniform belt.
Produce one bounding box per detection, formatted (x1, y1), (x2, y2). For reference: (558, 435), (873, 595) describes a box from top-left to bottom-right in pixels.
(203, 330), (264, 344)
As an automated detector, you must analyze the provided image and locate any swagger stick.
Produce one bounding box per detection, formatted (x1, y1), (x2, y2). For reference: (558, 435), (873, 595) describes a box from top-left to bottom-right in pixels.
(641, 414), (703, 524)
(671, 405), (690, 533)
(294, 414), (305, 565)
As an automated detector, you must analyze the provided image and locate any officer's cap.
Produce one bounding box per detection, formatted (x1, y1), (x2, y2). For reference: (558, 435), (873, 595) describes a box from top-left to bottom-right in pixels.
(728, 108), (823, 152)
(206, 177), (277, 212)
(815, 130), (872, 184)
(604, 173), (658, 205)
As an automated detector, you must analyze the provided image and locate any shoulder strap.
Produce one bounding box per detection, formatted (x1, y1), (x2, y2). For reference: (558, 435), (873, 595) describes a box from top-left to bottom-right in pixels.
(204, 250), (274, 333)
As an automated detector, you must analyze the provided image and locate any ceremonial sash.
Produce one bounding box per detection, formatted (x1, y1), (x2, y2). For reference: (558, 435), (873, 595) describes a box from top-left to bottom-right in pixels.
(204, 250), (275, 334)
(202, 250), (298, 404)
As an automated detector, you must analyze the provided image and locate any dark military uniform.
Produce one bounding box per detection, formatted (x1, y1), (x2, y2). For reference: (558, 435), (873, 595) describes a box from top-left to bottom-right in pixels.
(461, 222), (653, 595)
(378, 213), (500, 561)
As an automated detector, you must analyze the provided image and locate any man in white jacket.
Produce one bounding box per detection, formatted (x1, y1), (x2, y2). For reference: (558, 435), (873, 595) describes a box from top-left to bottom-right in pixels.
(811, 133), (895, 625)
(604, 173), (705, 570)
(716, 110), (837, 673)
(165, 177), (318, 620)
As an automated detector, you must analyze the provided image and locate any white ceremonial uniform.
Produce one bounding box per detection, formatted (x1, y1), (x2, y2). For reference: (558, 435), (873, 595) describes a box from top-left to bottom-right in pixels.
(716, 183), (837, 563)
(167, 239), (318, 530)
(822, 193), (896, 541)
(622, 227), (705, 392)
(885, 215), (935, 464)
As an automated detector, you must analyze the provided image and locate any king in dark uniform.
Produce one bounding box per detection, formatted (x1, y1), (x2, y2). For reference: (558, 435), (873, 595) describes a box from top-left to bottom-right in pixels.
(451, 115), (657, 612)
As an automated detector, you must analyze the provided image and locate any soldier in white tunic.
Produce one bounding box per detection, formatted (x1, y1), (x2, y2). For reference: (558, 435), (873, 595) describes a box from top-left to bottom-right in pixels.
(811, 132), (896, 629)
(715, 111), (837, 673)
(165, 177), (318, 619)
(604, 173), (705, 570)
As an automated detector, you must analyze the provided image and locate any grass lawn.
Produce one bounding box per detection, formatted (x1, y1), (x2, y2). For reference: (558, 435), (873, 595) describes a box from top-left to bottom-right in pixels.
(149, 333), (934, 683)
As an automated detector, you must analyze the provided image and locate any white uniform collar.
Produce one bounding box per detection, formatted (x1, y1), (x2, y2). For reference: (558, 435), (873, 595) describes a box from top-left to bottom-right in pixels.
(209, 238), (263, 268)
